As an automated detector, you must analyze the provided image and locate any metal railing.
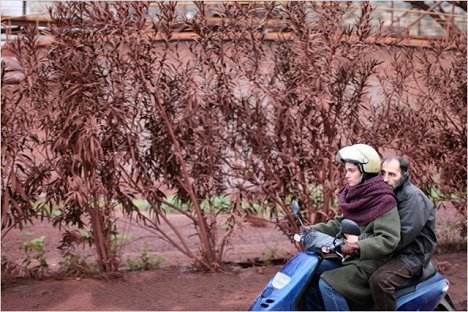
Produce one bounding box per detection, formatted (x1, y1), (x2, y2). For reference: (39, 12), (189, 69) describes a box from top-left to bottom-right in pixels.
(1, 1), (466, 44)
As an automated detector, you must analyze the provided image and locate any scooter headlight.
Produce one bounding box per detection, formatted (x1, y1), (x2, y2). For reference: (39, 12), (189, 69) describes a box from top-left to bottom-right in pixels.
(442, 282), (449, 293)
(271, 271), (291, 289)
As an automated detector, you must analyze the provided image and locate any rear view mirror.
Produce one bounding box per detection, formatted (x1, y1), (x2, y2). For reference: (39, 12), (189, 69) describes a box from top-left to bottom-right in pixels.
(291, 199), (304, 227)
(291, 200), (300, 217)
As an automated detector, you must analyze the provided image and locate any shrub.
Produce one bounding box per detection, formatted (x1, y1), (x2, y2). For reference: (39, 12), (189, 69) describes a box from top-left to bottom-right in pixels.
(126, 246), (165, 271)
(20, 236), (49, 278)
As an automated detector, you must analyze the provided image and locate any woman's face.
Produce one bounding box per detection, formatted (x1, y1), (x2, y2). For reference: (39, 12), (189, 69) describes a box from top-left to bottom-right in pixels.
(344, 162), (362, 186)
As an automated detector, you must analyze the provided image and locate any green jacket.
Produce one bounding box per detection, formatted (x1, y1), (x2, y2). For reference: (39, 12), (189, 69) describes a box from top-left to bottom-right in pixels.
(311, 207), (401, 303)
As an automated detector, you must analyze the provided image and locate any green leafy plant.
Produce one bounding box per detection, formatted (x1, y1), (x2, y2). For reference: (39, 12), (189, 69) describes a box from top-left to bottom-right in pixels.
(243, 202), (269, 218)
(158, 194), (231, 214)
(309, 185), (324, 207)
(132, 199), (151, 211)
(58, 252), (99, 276)
(159, 195), (191, 213)
(20, 236), (49, 278)
(126, 246), (165, 271)
(201, 195), (230, 213)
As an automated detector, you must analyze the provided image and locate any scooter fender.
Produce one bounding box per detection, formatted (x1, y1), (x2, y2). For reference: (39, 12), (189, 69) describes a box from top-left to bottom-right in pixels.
(248, 251), (319, 311)
(397, 273), (450, 311)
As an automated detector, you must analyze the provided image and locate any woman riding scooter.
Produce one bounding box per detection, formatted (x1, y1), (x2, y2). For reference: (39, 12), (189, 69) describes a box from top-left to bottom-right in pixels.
(305, 144), (401, 310)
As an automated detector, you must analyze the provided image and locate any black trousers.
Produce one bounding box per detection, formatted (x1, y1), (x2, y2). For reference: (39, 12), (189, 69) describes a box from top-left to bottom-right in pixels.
(369, 258), (414, 311)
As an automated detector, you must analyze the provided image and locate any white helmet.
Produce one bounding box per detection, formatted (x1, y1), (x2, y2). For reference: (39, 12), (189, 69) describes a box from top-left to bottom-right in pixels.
(336, 144), (381, 174)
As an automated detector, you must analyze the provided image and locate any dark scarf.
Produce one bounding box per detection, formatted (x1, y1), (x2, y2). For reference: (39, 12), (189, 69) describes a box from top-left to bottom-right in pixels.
(337, 175), (397, 226)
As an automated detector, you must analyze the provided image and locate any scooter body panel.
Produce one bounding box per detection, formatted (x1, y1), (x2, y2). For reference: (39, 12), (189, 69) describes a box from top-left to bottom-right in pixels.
(248, 251), (319, 311)
(396, 273), (450, 311)
(249, 251), (453, 311)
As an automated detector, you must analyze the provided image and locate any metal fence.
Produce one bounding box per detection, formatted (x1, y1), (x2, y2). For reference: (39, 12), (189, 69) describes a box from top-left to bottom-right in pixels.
(1, 1), (467, 42)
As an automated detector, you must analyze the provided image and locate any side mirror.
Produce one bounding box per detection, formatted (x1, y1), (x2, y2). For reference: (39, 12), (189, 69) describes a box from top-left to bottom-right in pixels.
(291, 199), (300, 218)
(291, 199), (304, 227)
(340, 219), (361, 236)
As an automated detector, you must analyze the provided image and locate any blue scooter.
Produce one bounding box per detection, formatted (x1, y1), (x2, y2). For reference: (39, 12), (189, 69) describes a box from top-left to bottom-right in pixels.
(249, 201), (456, 311)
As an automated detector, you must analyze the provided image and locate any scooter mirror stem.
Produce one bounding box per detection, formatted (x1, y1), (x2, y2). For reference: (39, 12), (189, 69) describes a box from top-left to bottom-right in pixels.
(296, 217), (305, 228)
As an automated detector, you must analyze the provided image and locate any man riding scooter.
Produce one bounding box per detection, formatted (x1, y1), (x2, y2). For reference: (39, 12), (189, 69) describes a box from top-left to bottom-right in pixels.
(370, 156), (437, 311)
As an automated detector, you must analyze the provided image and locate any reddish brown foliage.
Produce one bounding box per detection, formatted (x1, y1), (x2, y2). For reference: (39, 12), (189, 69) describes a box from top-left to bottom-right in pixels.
(369, 34), (466, 227)
(1, 1), (466, 271)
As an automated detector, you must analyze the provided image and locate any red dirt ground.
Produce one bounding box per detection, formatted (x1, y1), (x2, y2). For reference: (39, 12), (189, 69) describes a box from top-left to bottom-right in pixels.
(1, 213), (467, 311)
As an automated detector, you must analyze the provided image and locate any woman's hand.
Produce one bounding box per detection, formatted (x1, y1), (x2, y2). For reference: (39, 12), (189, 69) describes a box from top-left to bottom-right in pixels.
(342, 242), (360, 256)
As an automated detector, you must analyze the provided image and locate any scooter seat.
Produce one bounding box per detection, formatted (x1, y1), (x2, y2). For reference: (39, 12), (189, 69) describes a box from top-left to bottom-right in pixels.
(395, 261), (437, 298)
(350, 261), (442, 311)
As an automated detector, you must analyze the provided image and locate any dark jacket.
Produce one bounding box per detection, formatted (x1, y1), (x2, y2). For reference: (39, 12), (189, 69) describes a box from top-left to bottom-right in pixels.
(395, 176), (437, 276)
(311, 208), (401, 303)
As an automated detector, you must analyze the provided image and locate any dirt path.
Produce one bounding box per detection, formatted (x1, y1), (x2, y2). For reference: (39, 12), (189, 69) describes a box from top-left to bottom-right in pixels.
(1, 213), (466, 311)
(1, 252), (466, 311)
(1, 265), (280, 311)
(1, 253), (467, 311)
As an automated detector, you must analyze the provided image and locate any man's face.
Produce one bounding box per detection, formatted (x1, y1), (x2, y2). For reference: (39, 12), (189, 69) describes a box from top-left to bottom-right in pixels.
(381, 159), (403, 189)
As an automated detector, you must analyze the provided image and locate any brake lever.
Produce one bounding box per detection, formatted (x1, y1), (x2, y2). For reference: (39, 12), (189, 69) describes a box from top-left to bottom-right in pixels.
(336, 251), (345, 260)
(321, 242), (341, 258)
(342, 250), (360, 262)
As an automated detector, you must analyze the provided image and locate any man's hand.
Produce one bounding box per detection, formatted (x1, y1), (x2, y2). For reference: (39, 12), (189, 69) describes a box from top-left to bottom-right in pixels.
(342, 242), (360, 256)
